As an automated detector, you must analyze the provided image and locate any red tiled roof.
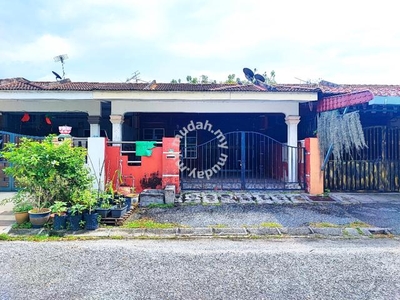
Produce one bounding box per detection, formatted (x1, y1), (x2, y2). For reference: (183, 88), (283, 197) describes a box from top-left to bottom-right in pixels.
(320, 84), (400, 97)
(282, 83), (400, 97)
(3, 78), (399, 98)
(317, 90), (374, 112)
(0, 78), (318, 93)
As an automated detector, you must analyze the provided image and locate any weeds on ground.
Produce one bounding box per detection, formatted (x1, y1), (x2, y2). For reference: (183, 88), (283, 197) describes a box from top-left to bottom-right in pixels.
(309, 221), (371, 228)
(11, 222), (33, 229)
(123, 218), (179, 229)
(146, 203), (175, 209)
(309, 222), (341, 228)
(347, 221), (371, 228)
(259, 222), (283, 228)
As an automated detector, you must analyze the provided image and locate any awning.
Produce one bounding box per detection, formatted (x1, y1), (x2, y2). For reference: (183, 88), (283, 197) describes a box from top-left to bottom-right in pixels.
(317, 90), (374, 112)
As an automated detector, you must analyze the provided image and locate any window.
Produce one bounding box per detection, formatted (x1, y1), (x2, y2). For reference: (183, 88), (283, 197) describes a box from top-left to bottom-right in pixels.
(143, 128), (164, 141)
(175, 130), (197, 158)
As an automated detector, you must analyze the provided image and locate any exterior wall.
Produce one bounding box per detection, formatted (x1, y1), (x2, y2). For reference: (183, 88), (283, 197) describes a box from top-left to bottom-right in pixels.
(103, 137), (179, 193)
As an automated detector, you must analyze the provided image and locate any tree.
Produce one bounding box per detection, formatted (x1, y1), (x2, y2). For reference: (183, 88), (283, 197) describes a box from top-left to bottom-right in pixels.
(225, 74), (237, 84)
(263, 70), (276, 85)
(200, 75), (208, 84)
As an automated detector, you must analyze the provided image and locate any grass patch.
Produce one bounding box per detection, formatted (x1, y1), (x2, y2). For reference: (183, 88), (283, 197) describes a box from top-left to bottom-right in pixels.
(0, 233), (11, 241)
(123, 218), (179, 229)
(309, 222), (341, 228)
(259, 222), (283, 228)
(347, 221), (371, 228)
(146, 203), (175, 209)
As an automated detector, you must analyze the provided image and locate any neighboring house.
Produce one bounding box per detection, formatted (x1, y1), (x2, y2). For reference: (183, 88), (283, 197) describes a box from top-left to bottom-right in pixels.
(0, 77), (399, 192)
(297, 82), (400, 192)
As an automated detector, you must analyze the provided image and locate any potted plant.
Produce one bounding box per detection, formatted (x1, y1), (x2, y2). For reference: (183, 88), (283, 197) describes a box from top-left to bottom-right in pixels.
(80, 190), (100, 230)
(13, 201), (33, 225)
(110, 194), (127, 218)
(95, 196), (112, 218)
(125, 187), (139, 210)
(1, 136), (94, 228)
(50, 201), (68, 230)
(0, 192), (33, 225)
(69, 203), (86, 231)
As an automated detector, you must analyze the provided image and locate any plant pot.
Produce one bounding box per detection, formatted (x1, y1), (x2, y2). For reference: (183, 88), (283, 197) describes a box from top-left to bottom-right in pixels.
(14, 212), (29, 225)
(125, 197), (132, 211)
(117, 186), (132, 196)
(95, 208), (110, 218)
(83, 212), (99, 230)
(53, 214), (68, 230)
(110, 205), (127, 218)
(69, 214), (83, 231)
(28, 208), (51, 228)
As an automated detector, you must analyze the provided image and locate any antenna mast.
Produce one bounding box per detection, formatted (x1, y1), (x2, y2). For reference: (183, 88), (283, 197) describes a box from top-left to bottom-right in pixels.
(54, 54), (69, 79)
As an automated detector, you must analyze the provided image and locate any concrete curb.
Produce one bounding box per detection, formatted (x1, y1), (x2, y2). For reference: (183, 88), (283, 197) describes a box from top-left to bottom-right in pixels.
(3, 226), (394, 239)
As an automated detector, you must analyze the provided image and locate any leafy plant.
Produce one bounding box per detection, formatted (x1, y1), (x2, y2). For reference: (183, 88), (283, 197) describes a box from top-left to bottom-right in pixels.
(11, 221), (32, 229)
(77, 190), (97, 214)
(70, 203), (86, 216)
(1, 136), (94, 210)
(49, 201), (68, 216)
(114, 194), (126, 208)
(99, 198), (112, 209)
(13, 202), (33, 213)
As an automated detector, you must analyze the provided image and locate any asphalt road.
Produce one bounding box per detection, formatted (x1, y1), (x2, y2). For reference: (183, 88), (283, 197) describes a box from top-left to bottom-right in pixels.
(1, 239), (400, 300)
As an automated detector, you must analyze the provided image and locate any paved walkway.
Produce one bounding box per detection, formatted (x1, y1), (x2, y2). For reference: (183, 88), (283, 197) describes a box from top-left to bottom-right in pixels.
(0, 193), (16, 233)
(1, 191), (399, 237)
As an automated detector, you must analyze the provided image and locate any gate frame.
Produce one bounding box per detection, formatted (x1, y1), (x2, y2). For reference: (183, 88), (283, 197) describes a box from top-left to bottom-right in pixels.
(180, 130), (306, 191)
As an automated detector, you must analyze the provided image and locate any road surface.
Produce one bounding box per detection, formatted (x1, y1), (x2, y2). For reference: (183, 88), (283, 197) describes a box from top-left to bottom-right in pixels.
(1, 238), (400, 299)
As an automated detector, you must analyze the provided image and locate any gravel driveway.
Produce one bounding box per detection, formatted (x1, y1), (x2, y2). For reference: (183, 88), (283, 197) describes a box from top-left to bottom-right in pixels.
(138, 203), (360, 228)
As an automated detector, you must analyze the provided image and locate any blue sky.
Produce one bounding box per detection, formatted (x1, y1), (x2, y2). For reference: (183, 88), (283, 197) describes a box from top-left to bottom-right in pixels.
(1, 0), (399, 84)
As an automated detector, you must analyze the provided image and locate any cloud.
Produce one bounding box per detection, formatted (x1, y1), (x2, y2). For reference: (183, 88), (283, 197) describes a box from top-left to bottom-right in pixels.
(0, 34), (73, 63)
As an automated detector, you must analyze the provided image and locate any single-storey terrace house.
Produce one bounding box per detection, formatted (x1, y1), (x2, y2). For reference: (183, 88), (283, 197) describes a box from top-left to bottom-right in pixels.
(0, 77), (399, 192)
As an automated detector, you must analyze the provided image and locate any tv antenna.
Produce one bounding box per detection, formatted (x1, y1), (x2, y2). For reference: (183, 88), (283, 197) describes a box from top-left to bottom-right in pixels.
(53, 54), (68, 79)
(126, 70), (141, 83)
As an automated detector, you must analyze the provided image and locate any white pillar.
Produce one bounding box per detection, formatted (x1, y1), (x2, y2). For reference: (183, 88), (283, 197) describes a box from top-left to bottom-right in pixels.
(88, 115), (101, 137)
(285, 115), (301, 183)
(110, 114), (124, 141)
(87, 137), (106, 191)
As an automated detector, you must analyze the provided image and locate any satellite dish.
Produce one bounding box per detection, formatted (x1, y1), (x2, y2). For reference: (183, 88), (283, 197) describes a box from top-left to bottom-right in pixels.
(243, 68), (254, 82)
(52, 71), (62, 80)
(254, 74), (265, 82)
